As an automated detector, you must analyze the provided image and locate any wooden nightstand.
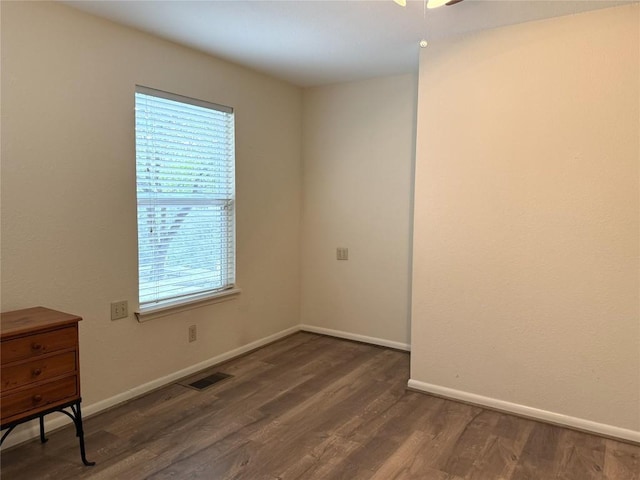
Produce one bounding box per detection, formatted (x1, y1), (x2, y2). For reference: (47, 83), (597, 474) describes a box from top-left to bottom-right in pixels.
(1, 307), (94, 466)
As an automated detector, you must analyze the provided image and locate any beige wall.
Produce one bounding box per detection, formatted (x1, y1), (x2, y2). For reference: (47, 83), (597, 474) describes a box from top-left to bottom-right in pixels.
(1, 0), (302, 413)
(301, 75), (416, 348)
(3, 0), (638, 446)
(411, 5), (639, 435)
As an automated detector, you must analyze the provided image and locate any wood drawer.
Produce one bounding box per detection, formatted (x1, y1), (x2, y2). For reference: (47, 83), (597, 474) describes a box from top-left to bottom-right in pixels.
(1, 351), (77, 392)
(1, 375), (78, 423)
(1, 326), (77, 364)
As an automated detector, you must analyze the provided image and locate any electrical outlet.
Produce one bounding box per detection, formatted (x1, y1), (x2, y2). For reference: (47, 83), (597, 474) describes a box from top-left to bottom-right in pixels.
(188, 325), (197, 343)
(337, 247), (349, 260)
(110, 301), (128, 320)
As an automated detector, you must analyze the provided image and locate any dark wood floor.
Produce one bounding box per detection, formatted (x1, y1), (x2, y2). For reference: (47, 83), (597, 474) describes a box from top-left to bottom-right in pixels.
(1, 332), (638, 479)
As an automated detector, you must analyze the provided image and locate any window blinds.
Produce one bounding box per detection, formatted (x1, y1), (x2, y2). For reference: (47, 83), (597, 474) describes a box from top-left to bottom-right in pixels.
(135, 86), (235, 309)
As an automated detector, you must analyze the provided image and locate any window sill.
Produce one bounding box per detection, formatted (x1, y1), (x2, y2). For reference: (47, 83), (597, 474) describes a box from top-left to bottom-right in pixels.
(135, 287), (242, 323)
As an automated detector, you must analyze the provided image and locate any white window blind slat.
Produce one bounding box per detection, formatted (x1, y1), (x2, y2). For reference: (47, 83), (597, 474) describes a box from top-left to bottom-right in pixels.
(135, 86), (236, 309)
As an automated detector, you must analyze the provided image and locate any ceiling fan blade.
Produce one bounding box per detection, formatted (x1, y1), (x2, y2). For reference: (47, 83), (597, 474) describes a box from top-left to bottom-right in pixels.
(427, 0), (463, 9)
(398, 0), (462, 9)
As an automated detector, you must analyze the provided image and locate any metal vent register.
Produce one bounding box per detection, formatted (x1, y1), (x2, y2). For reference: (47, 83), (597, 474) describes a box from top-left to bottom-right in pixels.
(181, 372), (233, 391)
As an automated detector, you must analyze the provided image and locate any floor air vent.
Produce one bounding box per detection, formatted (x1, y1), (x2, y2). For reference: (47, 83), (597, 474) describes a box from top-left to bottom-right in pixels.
(182, 372), (233, 391)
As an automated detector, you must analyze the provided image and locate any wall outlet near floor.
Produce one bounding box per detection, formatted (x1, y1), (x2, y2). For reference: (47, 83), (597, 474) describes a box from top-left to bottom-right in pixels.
(188, 325), (197, 343)
(337, 247), (349, 260)
(110, 301), (128, 320)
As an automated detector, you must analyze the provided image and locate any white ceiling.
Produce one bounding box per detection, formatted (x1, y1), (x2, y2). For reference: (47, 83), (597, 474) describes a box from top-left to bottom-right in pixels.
(61, 0), (633, 87)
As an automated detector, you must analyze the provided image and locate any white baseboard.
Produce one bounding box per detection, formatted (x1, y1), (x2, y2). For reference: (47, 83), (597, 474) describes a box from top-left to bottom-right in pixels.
(407, 379), (640, 444)
(1, 325), (300, 450)
(300, 324), (410, 352)
(6, 328), (634, 449)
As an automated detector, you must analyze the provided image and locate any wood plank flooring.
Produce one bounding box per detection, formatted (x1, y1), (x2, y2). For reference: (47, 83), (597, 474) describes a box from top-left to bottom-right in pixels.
(1, 333), (638, 479)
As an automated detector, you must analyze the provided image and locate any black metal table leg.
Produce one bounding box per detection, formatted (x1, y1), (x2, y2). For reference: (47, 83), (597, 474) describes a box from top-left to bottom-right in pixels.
(1, 399), (95, 467)
(70, 401), (94, 466)
(55, 401), (95, 466)
(39, 415), (48, 443)
(0, 425), (16, 446)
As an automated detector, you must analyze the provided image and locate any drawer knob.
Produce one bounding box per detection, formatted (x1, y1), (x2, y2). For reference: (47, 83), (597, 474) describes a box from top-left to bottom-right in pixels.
(31, 343), (43, 351)
(32, 394), (43, 403)
(33, 368), (42, 377)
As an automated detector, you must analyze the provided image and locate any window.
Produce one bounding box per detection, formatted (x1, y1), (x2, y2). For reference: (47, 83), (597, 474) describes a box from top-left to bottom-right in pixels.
(135, 86), (236, 314)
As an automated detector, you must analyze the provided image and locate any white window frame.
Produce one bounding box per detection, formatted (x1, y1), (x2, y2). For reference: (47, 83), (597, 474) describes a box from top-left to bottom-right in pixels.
(134, 86), (239, 321)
